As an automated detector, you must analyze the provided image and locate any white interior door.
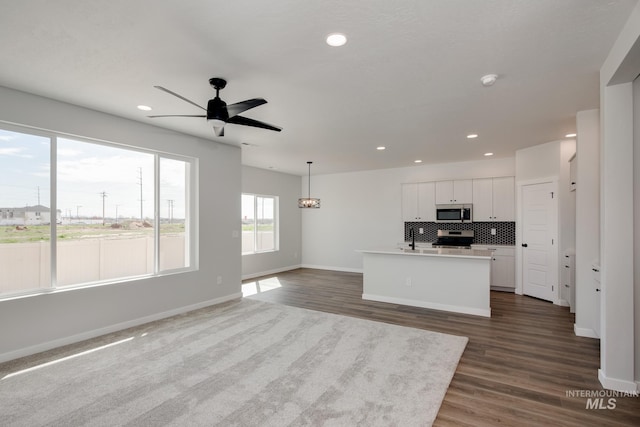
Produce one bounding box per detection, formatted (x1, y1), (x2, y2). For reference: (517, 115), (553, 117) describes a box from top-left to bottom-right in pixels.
(521, 182), (556, 302)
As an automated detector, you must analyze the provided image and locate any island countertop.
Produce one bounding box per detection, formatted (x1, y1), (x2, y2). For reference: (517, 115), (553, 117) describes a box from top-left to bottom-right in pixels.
(357, 247), (493, 260)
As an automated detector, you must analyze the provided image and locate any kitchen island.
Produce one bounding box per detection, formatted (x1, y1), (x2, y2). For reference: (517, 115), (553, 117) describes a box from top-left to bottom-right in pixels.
(357, 247), (493, 317)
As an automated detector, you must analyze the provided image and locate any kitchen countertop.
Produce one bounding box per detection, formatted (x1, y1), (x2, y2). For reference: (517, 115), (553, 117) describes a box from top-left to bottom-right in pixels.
(358, 247), (493, 260)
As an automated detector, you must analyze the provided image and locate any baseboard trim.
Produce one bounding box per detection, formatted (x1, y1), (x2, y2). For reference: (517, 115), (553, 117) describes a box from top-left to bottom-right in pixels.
(598, 369), (640, 392)
(242, 265), (301, 281)
(300, 264), (363, 274)
(557, 298), (570, 307)
(0, 292), (242, 364)
(574, 324), (599, 339)
(362, 293), (491, 318)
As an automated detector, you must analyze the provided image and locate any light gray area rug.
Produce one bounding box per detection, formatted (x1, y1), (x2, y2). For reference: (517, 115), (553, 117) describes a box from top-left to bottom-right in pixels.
(0, 299), (467, 426)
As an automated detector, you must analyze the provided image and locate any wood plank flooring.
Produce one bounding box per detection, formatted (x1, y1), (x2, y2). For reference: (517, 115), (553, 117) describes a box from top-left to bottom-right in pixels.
(243, 268), (640, 427)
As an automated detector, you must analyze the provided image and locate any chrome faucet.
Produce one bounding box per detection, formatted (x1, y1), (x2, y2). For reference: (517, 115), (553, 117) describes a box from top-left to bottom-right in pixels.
(409, 228), (416, 250)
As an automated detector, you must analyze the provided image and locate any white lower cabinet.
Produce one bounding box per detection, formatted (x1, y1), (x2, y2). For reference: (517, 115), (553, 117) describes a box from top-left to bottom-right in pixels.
(473, 245), (515, 290)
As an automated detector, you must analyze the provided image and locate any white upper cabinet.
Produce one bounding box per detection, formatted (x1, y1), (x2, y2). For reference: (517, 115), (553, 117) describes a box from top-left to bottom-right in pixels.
(472, 176), (515, 221)
(402, 182), (436, 221)
(435, 179), (472, 204)
(472, 178), (494, 220)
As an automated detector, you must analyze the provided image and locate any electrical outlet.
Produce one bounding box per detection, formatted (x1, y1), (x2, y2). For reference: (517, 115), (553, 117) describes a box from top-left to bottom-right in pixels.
(217, 276), (222, 285)
(405, 277), (412, 286)
(491, 228), (496, 235)
(419, 228), (424, 234)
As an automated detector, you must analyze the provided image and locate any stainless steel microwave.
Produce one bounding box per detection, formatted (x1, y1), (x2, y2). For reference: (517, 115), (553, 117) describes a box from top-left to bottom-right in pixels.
(436, 204), (473, 223)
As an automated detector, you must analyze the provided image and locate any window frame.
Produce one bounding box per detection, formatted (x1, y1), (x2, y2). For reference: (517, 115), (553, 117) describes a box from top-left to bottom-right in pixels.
(0, 121), (198, 299)
(241, 193), (279, 255)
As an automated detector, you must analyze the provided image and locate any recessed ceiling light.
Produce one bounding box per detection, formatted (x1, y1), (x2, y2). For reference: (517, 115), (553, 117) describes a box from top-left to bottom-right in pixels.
(414, 159), (423, 163)
(137, 105), (152, 111)
(484, 152), (494, 156)
(565, 133), (576, 138)
(376, 146), (386, 150)
(467, 134), (478, 139)
(480, 74), (498, 86)
(326, 33), (347, 47)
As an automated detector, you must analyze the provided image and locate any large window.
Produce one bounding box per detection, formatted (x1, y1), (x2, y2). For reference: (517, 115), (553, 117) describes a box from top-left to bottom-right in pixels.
(0, 125), (196, 297)
(241, 194), (278, 254)
(0, 129), (51, 294)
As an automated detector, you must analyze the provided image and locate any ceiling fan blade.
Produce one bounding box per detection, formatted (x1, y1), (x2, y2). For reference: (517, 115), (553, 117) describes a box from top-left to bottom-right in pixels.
(154, 86), (206, 111)
(147, 114), (206, 118)
(227, 115), (282, 132)
(226, 98), (267, 118)
(213, 126), (225, 137)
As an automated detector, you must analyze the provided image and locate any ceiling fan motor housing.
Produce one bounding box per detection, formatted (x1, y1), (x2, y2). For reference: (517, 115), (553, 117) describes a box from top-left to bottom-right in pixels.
(207, 97), (228, 121)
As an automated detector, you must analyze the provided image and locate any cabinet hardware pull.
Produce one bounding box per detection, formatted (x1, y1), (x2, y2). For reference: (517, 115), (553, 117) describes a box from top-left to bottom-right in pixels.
(522, 243), (528, 247)
(592, 268), (599, 272)
(596, 288), (600, 292)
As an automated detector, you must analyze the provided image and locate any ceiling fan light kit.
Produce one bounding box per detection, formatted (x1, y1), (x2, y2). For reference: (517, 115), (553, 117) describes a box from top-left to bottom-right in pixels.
(298, 161), (321, 209)
(148, 77), (282, 137)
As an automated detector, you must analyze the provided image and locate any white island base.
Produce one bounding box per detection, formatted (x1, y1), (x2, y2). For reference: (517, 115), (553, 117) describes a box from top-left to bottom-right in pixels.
(359, 248), (492, 317)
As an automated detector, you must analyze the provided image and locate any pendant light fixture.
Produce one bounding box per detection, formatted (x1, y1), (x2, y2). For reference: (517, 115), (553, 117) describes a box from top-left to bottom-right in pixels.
(298, 161), (320, 208)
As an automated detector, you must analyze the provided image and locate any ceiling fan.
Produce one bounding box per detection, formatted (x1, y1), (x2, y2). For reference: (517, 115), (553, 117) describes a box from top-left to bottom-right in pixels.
(148, 77), (282, 137)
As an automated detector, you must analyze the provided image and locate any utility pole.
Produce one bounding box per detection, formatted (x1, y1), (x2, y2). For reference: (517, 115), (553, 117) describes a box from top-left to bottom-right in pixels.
(167, 199), (174, 224)
(137, 167), (144, 221)
(76, 205), (82, 220)
(115, 204), (121, 225)
(37, 186), (40, 206)
(100, 191), (108, 225)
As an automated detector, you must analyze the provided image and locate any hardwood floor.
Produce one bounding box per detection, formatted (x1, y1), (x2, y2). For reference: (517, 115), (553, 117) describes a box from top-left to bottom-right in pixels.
(243, 268), (640, 427)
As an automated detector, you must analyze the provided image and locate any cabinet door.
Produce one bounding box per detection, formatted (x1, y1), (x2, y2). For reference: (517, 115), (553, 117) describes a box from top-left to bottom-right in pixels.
(435, 180), (454, 204)
(491, 255), (515, 288)
(472, 178), (494, 221)
(492, 177), (515, 221)
(435, 180), (472, 204)
(417, 182), (436, 221)
(453, 179), (473, 204)
(401, 183), (419, 221)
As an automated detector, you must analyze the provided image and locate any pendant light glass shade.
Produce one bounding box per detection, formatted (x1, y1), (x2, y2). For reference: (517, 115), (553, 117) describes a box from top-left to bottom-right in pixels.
(298, 161), (320, 208)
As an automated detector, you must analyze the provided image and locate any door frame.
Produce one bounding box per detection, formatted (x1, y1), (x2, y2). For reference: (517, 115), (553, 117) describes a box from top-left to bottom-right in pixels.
(515, 176), (559, 304)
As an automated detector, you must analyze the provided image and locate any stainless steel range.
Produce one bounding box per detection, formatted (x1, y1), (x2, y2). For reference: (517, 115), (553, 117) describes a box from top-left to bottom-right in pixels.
(432, 229), (474, 249)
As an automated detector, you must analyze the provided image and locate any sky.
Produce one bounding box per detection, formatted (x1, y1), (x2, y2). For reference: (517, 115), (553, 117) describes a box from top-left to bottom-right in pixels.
(0, 128), (187, 219)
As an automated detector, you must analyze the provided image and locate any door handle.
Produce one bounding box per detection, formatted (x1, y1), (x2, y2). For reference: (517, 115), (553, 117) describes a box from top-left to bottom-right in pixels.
(522, 243), (528, 247)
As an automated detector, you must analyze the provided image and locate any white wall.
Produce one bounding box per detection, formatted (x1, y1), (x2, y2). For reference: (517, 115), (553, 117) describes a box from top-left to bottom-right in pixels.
(598, 0), (640, 392)
(634, 71), (640, 387)
(515, 140), (562, 182)
(300, 157), (515, 271)
(0, 86), (242, 362)
(241, 166), (302, 278)
(574, 109), (600, 338)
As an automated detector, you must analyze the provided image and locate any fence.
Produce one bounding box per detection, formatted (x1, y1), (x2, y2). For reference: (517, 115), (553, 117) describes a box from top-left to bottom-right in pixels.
(0, 235), (185, 294)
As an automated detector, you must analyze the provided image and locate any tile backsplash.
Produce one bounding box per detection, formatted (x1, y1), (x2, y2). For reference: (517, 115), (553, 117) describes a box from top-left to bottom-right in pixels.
(404, 221), (515, 245)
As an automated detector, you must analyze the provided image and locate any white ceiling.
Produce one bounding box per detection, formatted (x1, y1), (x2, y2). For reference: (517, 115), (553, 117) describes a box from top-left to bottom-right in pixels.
(0, 0), (636, 176)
